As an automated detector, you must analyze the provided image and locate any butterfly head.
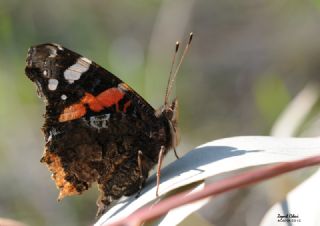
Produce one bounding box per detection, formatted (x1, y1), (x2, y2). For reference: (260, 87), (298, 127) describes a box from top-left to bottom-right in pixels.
(157, 98), (180, 150)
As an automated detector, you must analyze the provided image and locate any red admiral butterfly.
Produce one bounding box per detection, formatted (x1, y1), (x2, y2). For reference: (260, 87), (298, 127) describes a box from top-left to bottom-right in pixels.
(25, 33), (193, 216)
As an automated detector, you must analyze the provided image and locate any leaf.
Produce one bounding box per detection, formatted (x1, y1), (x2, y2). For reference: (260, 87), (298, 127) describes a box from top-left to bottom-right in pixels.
(260, 169), (320, 226)
(271, 82), (320, 136)
(95, 136), (320, 226)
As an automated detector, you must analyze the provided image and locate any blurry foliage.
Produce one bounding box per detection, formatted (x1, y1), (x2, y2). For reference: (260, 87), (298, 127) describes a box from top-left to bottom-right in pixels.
(297, 94), (320, 135)
(254, 74), (290, 127)
(0, 0), (320, 225)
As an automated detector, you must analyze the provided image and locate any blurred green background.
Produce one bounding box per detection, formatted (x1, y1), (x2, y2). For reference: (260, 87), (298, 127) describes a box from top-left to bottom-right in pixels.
(1, 0), (320, 225)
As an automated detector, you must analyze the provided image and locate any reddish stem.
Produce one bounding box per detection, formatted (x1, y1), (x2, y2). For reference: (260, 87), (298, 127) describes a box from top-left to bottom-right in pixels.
(105, 155), (320, 226)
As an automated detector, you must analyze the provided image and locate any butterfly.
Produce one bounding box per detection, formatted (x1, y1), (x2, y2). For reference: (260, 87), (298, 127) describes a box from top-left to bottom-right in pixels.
(25, 33), (193, 216)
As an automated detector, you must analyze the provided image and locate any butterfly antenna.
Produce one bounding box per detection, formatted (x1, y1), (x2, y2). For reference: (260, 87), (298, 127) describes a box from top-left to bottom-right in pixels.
(164, 41), (180, 106)
(164, 32), (193, 107)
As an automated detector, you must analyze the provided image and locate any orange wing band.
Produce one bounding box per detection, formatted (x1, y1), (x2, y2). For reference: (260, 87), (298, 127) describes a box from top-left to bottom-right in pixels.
(96, 88), (125, 108)
(123, 100), (131, 113)
(81, 93), (104, 112)
(58, 88), (125, 122)
(58, 103), (86, 122)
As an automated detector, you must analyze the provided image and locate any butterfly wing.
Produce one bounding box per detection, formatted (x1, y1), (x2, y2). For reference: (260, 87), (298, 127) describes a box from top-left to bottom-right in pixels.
(25, 43), (171, 212)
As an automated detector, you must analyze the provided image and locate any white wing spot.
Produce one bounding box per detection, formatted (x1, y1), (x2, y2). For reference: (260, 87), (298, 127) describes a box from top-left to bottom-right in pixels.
(49, 48), (57, 58)
(64, 57), (91, 84)
(61, 94), (67, 100)
(52, 43), (64, 51)
(81, 57), (92, 64)
(48, 79), (59, 91)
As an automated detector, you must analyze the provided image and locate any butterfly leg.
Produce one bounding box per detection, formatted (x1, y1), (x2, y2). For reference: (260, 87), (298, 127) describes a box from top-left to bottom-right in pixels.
(95, 193), (112, 218)
(135, 150), (144, 198)
(156, 146), (165, 197)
